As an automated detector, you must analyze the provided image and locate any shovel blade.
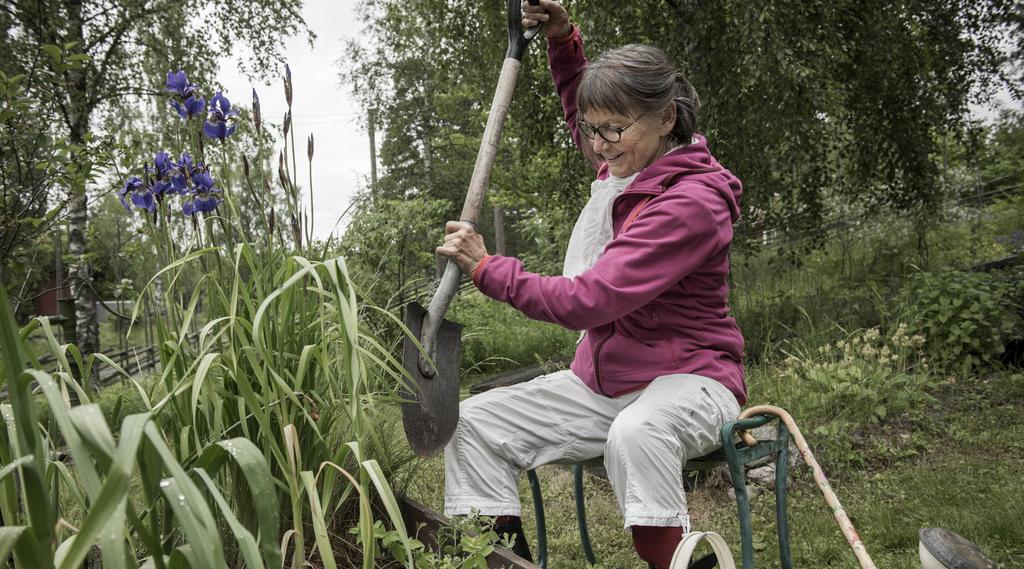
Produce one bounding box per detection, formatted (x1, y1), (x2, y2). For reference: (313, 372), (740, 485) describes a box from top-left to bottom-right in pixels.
(401, 301), (464, 457)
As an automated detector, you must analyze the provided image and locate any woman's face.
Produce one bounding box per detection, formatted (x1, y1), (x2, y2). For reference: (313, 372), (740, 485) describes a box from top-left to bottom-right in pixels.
(580, 108), (673, 177)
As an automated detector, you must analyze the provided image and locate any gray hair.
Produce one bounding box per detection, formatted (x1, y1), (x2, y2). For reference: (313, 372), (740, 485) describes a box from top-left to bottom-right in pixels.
(576, 44), (699, 145)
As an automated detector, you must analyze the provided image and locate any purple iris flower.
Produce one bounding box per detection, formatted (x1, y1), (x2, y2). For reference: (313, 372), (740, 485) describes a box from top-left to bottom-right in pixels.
(193, 170), (215, 192)
(119, 176), (155, 213)
(132, 190), (156, 212)
(182, 167), (221, 216)
(168, 152), (200, 195)
(147, 151), (174, 180)
(119, 177), (145, 210)
(165, 71), (205, 119)
(183, 195), (219, 216)
(152, 179), (173, 197)
(203, 91), (238, 141)
(170, 95), (206, 119)
(165, 70), (199, 98)
(171, 174), (189, 194)
(175, 152), (196, 174)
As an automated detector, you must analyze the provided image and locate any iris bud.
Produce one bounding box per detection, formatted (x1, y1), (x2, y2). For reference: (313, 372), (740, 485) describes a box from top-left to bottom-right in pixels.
(252, 88), (261, 131)
(284, 64), (293, 107)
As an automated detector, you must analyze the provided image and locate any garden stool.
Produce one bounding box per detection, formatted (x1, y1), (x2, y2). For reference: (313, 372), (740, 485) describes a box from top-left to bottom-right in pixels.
(526, 413), (793, 569)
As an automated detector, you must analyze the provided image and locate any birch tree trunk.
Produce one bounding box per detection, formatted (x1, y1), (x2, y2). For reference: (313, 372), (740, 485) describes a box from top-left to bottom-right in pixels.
(65, 0), (99, 359)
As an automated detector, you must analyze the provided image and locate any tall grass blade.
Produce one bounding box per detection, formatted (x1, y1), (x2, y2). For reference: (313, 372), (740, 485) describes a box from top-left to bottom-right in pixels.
(33, 372), (102, 497)
(301, 471), (338, 569)
(0, 456), (32, 482)
(0, 288), (54, 546)
(362, 459), (414, 568)
(0, 526), (52, 569)
(195, 438), (282, 568)
(68, 405), (116, 462)
(194, 469), (266, 569)
(144, 422), (228, 569)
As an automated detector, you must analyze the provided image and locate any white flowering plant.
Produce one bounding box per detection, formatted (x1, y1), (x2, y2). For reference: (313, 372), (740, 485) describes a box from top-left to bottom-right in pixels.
(777, 323), (935, 436)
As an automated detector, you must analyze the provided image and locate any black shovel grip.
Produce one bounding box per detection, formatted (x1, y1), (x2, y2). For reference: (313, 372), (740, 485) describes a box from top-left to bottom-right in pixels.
(508, 0), (544, 61)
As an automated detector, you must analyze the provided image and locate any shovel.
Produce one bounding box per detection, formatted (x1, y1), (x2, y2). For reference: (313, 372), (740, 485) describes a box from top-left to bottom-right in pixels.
(401, 0), (545, 457)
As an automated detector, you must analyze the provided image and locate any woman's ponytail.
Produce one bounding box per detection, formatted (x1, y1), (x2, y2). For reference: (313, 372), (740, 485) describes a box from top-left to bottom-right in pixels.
(671, 73), (700, 145)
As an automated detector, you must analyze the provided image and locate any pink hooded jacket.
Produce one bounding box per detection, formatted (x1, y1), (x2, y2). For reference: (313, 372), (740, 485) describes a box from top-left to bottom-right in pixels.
(472, 27), (746, 404)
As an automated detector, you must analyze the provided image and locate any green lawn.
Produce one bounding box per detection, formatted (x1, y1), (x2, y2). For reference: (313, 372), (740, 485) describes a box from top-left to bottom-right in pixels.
(405, 370), (1024, 568)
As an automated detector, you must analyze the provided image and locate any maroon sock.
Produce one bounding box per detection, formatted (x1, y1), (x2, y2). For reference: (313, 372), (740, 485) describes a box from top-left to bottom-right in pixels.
(493, 515), (519, 527)
(631, 525), (684, 569)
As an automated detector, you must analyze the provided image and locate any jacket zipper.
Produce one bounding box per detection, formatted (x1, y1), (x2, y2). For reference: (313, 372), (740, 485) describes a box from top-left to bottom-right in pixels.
(593, 194), (653, 396)
(592, 322), (615, 396)
(621, 197), (652, 232)
(591, 166), (723, 396)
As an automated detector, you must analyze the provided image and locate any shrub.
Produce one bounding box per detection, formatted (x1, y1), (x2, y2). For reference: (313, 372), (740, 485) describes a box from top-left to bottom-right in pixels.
(896, 269), (1023, 370)
(362, 509), (513, 569)
(747, 324), (935, 465)
(775, 325), (934, 429)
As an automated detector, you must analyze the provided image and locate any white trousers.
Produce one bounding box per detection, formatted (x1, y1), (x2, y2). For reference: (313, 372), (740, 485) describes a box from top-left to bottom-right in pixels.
(444, 371), (740, 528)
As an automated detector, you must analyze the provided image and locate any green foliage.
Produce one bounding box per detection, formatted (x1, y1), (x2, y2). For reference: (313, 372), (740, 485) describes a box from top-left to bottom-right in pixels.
(978, 110), (1024, 189)
(765, 325), (935, 452)
(988, 193), (1024, 254)
(115, 244), (419, 568)
(1, 63), (426, 569)
(2, 0), (313, 355)
(0, 69), (97, 296)
(1, 286), (282, 569)
(897, 269), (1023, 370)
(449, 290), (578, 378)
(362, 510), (512, 568)
(343, 0), (1018, 280)
(16, 222), (422, 568)
(338, 194), (452, 306)
(731, 271), (881, 365)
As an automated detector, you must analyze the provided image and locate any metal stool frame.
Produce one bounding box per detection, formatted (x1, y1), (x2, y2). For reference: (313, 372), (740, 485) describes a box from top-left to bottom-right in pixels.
(527, 413), (793, 569)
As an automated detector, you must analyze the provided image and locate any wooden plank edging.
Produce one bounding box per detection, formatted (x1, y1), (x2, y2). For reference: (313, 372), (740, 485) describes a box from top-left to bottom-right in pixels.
(470, 357), (571, 394)
(399, 497), (543, 569)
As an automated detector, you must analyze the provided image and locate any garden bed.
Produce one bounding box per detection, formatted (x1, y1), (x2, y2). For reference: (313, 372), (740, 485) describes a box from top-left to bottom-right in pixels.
(400, 497), (542, 569)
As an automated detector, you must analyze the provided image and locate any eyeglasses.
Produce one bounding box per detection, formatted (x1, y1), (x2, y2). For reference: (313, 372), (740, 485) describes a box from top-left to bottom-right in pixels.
(577, 114), (644, 143)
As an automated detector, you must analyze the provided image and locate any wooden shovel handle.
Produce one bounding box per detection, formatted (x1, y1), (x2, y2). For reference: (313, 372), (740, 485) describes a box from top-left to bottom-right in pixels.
(419, 57), (524, 377)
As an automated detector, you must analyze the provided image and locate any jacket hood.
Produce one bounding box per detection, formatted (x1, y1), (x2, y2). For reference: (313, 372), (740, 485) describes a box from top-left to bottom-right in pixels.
(603, 134), (743, 223)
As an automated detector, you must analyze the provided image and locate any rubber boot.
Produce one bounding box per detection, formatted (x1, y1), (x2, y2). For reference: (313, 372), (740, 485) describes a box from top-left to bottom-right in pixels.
(494, 517), (533, 563)
(648, 553), (718, 568)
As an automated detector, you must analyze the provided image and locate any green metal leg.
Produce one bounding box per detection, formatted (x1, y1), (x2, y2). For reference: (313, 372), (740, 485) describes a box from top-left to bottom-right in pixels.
(775, 423), (793, 569)
(723, 436), (756, 569)
(528, 469), (548, 568)
(720, 414), (796, 569)
(573, 463), (597, 565)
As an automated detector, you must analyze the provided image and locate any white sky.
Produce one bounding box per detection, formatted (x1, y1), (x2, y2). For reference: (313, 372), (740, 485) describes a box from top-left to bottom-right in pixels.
(218, 0), (370, 243)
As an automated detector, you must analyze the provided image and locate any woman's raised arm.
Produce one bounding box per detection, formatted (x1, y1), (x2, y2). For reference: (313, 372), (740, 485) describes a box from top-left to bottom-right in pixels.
(524, 0), (603, 171)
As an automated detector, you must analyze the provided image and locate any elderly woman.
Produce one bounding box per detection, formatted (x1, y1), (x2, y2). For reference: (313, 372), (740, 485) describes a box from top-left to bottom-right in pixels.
(435, 1), (745, 566)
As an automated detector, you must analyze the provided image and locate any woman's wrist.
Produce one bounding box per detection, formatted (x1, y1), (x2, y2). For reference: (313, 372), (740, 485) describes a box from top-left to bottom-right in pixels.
(548, 22), (574, 41)
(471, 255), (493, 283)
